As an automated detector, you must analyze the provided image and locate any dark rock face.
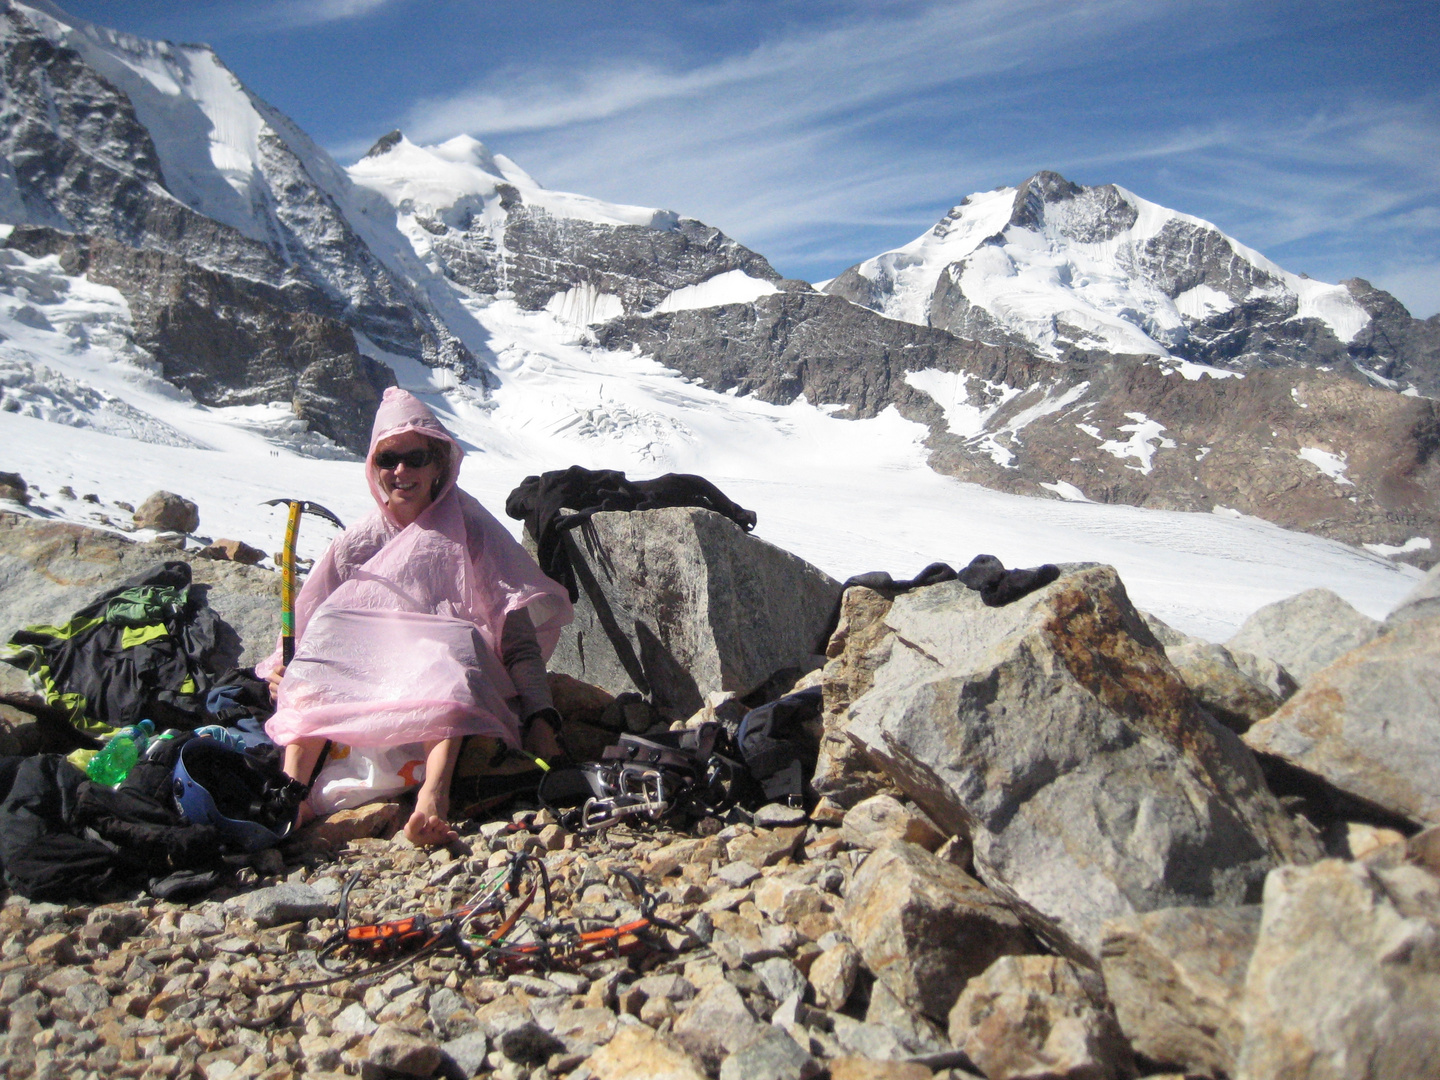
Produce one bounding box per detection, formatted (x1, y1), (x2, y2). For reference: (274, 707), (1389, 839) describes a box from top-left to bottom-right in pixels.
(1344, 278), (1440, 396)
(598, 292), (1440, 565)
(426, 200), (782, 315)
(595, 290), (1031, 415)
(922, 359), (1440, 565)
(0, 3), (468, 435)
(6, 227), (392, 455)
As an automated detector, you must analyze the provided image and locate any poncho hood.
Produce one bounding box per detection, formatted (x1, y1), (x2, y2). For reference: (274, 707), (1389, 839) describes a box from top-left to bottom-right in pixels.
(366, 387), (464, 528)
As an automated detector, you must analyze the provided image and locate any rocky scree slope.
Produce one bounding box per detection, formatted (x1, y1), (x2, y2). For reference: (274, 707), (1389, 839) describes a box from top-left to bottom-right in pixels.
(3, 512), (1440, 1080)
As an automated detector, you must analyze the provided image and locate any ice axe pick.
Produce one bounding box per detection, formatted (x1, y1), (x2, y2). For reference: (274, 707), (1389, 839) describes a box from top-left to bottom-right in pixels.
(263, 499), (345, 665)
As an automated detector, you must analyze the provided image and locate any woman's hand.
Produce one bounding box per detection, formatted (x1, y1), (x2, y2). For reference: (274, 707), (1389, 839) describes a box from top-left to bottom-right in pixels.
(266, 664), (286, 704)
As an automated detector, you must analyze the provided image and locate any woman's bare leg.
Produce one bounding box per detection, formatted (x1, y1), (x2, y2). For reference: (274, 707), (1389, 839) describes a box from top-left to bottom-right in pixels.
(282, 737), (327, 828)
(406, 737), (461, 846)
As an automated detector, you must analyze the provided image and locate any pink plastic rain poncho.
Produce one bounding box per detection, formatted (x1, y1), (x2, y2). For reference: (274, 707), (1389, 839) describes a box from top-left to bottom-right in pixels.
(262, 389), (572, 763)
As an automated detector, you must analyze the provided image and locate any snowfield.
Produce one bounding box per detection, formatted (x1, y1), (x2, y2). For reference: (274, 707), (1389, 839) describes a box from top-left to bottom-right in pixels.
(0, 240), (1420, 646)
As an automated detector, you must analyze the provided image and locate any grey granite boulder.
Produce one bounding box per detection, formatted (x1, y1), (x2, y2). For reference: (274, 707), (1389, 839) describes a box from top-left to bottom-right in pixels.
(1225, 588), (1379, 684)
(1235, 859), (1440, 1080)
(1385, 561), (1440, 631)
(1165, 640), (1283, 733)
(1100, 905), (1261, 1077)
(812, 585), (905, 808)
(543, 507), (840, 717)
(1243, 608), (1440, 826)
(843, 841), (1034, 1023)
(948, 954), (1135, 1080)
(845, 566), (1321, 963)
(233, 883), (333, 928)
(0, 512), (280, 669)
(133, 490), (200, 533)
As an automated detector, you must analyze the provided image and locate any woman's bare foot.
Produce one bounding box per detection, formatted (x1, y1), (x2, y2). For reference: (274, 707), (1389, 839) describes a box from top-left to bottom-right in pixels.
(405, 785), (457, 846)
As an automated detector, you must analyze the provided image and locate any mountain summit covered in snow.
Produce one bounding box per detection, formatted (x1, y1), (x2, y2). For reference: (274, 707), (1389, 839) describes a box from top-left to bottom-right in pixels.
(824, 171), (1439, 395)
(348, 131), (787, 329)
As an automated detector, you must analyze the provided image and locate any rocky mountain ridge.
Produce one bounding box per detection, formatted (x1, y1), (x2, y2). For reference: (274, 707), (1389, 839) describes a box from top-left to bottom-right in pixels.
(596, 291), (1440, 565)
(347, 133), (791, 324)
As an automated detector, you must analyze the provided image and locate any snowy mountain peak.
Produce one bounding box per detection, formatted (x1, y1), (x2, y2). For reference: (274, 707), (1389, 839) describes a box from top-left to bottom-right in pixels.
(826, 170), (1372, 368)
(349, 134), (783, 321)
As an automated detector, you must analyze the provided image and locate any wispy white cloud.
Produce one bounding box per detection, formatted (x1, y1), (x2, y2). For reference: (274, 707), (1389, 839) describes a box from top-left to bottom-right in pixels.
(365, 0), (1437, 314)
(261, 0), (397, 30)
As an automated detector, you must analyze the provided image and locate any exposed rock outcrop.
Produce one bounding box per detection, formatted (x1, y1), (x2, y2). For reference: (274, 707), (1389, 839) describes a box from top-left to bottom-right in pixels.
(0, 512), (279, 671)
(1100, 905), (1260, 1077)
(596, 292), (1440, 567)
(843, 566), (1321, 962)
(1225, 587), (1381, 684)
(842, 840), (1035, 1023)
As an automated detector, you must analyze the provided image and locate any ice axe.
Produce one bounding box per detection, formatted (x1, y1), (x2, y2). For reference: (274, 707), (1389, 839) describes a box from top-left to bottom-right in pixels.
(264, 499), (345, 665)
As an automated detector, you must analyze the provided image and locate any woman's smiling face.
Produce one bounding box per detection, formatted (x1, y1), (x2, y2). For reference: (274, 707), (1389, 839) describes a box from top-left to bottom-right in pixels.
(374, 430), (444, 526)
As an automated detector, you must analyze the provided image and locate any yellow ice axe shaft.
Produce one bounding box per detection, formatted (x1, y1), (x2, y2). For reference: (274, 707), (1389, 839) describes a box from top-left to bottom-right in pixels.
(280, 501), (301, 664)
(263, 498), (345, 666)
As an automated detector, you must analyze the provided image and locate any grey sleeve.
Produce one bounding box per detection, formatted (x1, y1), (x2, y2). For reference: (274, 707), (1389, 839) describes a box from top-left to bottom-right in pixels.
(502, 608), (554, 719)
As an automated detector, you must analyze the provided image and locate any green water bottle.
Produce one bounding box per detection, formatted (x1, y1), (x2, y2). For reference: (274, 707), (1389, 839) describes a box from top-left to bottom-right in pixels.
(87, 719), (155, 786)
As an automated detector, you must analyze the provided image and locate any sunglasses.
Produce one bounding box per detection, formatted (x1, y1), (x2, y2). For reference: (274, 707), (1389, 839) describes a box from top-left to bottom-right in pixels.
(374, 447), (436, 470)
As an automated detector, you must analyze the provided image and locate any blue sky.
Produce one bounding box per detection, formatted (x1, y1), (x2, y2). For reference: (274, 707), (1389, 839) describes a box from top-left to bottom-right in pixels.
(62, 0), (1440, 315)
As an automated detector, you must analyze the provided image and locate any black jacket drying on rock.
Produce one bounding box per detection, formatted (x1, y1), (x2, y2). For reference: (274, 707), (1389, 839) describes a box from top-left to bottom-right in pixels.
(2, 561), (224, 734)
(506, 466), (758, 601)
(816, 555), (1061, 649)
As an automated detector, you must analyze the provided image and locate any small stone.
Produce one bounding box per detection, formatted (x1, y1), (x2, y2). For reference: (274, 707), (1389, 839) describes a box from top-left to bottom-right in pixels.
(0, 471), (29, 504)
(333, 1002), (377, 1037)
(367, 1023), (442, 1078)
(726, 826), (806, 868)
(440, 1030), (489, 1077)
(715, 862), (761, 889)
(808, 942), (860, 1010)
(753, 878), (828, 925)
(754, 957), (808, 1004)
(64, 980), (112, 1013)
(673, 978), (765, 1068)
(588, 1024), (707, 1080)
(753, 803), (808, 828)
(235, 883), (333, 928)
(827, 1060), (933, 1080)
(950, 954), (1134, 1080)
(290, 801), (403, 853)
(718, 1025), (820, 1080)
(840, 795), (945, 852)
(547, 971), (589, 996)
(25, 933), (76, 965)
(134, 491), (200, 533)
(214, 539), (266, 565)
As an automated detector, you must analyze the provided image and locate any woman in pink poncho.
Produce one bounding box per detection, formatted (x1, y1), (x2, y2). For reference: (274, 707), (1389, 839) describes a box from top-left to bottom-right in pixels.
(260, 388), (573, 845)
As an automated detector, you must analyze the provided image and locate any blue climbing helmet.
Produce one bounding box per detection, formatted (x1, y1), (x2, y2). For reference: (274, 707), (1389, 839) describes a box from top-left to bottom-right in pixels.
(172, 737), (304, 852)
